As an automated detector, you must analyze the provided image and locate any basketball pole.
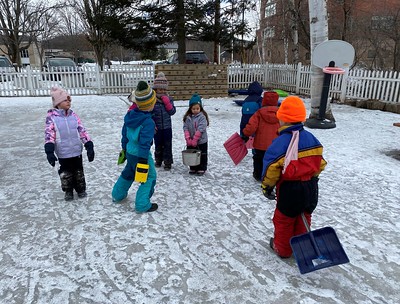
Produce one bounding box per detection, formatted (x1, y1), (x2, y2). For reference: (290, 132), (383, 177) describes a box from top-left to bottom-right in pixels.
(305, 61), (336, 129)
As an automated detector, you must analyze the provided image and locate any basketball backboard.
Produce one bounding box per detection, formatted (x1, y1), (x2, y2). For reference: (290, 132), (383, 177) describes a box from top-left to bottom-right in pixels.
(312, 40), (355, 69)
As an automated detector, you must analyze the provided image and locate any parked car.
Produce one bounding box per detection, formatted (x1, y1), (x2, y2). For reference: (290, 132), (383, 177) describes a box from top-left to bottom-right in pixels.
(168, 51), (210, 64)
(42, 57), (83, 82)
(0, 56), (14, 82)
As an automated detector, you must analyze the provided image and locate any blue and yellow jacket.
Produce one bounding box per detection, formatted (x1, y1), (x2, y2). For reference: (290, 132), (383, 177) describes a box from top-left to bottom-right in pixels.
(121, 108), (155, 159)
(261, 123), (327, 188)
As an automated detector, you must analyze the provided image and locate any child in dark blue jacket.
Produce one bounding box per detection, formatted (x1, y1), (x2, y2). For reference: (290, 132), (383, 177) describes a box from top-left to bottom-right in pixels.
(151, 72), (176, 170)
(239, 81), (263, 136)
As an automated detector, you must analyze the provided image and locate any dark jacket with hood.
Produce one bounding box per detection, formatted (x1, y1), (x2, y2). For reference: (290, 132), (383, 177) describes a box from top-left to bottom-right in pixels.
(240, 81), (263, 135)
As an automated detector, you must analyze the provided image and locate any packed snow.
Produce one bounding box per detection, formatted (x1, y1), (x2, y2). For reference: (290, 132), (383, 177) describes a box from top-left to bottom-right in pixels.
(0, 94), (399, 304)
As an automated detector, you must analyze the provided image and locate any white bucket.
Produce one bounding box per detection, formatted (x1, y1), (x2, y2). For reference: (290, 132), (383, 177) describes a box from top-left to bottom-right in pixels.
(182, 149), (201, 166)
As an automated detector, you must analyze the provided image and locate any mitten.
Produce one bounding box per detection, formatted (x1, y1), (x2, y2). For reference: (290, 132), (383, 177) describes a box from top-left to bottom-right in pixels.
(135, 158), (149, 183)
(261, 184), (275, 200)
(138, 157), (148, 165)
(44, 142), (57, 167)
(241, 135), (249, 143)
(160, 95), (173, 111)
(84, 141), (95, 162)
(117, 150), (126, 165)
(184, 130), (191, 146)
(192, 130), (202, 147)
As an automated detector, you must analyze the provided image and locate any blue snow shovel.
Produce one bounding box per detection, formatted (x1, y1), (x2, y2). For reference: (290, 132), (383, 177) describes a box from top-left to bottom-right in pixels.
(290, 213), (350, 274)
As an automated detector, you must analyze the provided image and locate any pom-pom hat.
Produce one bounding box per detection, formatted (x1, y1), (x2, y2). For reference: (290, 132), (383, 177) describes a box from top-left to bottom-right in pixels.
(153, 72), (168, 90)
(262, 91), (279, 107)
(189, 93), (202, 107)
(51, 87), (70, 108)
(276, 96), (306, 123)
(134, 81), (156, 111)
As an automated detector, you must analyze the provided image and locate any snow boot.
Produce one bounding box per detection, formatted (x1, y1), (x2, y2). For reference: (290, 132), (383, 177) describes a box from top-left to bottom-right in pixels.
(65, 190), (74, 201)
(78, 191), (87, 198)
(146, 203), (158, 212)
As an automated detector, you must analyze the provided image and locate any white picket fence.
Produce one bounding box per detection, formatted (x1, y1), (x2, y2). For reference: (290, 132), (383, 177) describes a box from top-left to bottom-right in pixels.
(1, 63), (399, 103)
(228, 63), (400, 103)
(0, 64), (154, 97)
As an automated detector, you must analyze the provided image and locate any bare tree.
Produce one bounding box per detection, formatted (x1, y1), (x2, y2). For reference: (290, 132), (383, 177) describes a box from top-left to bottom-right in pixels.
(0, 0), (49, 67)
(287, 0), (299, 63)
(306, 0), (335, 127)
(30, 8), (61, 67)
(57, 4), (85, 37)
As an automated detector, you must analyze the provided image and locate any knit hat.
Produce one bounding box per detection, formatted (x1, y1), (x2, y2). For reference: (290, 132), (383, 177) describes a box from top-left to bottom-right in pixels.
(262, 91), (279, 107)
(189, 93), (202, 107)
(276, 96), (306, 123)
(50, 87), (70, 108)
(153, 72), (168, 90)
(133, 81), (156, 111)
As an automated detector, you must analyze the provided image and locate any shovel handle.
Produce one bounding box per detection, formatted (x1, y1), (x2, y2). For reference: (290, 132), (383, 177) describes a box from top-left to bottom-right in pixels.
(301, 213), (311, 232)
(301, 213), (323, 258)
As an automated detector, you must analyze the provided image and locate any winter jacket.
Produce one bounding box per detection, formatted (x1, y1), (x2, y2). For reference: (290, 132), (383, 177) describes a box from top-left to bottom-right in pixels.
(240, 81), (263, 134)
(261, 123), (327, 217)
(152, 94), (176, 130)
(183, 112), (208, 145)
(45, 108), (91, 159)
(121, 108), (155, 159)
(242, 105), (280, 150)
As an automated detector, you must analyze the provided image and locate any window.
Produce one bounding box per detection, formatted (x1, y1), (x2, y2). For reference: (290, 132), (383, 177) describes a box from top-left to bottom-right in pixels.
(265, 0), (276, 18)
(20, 49), (29, 58)
(263, 26), (275, 38)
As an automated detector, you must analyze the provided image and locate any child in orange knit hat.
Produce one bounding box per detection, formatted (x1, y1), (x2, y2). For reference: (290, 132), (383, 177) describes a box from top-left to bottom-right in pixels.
(260, 96), (327, 258)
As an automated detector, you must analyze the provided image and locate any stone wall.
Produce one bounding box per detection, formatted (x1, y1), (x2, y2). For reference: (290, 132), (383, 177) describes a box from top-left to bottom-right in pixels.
(155, 64), (228, 101)
(343, 99), (400, 114)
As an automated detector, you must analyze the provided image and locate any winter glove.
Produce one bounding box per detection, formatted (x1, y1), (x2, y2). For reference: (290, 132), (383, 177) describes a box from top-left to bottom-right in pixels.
(84, 141), (95, 162)
(44, 142), (58, 167)
(261, 184), (275, 200)
(135, 158), (149, 183)
(241, 135), (249, 143)
(192, 130), (202, 147)
(184, 130), (192, 146)
(117, 150), (126, 165)
(160, 95), (173, 111)
(138, 157), (148, 165)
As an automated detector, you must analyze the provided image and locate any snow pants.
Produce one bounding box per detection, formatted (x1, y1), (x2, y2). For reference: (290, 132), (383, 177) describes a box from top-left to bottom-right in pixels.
(272, 209), (311, 258)
(112, 152), (156, 212)
(154, 128), (173, 165)
(58, 155), (86, 194)
(252, 149), (266, 180)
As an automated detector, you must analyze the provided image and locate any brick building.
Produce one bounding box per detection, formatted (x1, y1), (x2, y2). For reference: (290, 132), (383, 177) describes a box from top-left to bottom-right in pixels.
(257, 0), (400, 70)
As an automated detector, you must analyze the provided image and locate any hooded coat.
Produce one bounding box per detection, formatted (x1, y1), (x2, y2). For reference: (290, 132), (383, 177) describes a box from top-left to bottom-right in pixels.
(242, 105), (279, 150)
(239, 81), (263, 135)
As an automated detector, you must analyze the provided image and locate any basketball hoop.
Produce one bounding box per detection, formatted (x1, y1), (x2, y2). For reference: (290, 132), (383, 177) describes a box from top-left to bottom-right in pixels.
(322, 67), (345, 75)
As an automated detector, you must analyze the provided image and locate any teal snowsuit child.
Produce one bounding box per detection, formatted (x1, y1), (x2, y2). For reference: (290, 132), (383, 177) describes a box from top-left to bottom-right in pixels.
(112, 81), (158, 213)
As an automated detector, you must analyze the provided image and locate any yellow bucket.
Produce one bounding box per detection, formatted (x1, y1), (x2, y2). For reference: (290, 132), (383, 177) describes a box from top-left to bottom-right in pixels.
(134, 163), (149, 183)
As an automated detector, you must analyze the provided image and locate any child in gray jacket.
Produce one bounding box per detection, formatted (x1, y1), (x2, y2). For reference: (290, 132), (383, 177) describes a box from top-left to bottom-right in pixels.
(183, 94), (209, 175)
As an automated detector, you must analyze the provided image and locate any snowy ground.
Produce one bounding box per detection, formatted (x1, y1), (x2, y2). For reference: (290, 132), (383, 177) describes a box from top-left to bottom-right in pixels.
(0, 94), (399, 304)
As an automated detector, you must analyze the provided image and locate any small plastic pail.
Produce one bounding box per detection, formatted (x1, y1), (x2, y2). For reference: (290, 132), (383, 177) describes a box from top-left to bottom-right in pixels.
(182, 149), (201, 166)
